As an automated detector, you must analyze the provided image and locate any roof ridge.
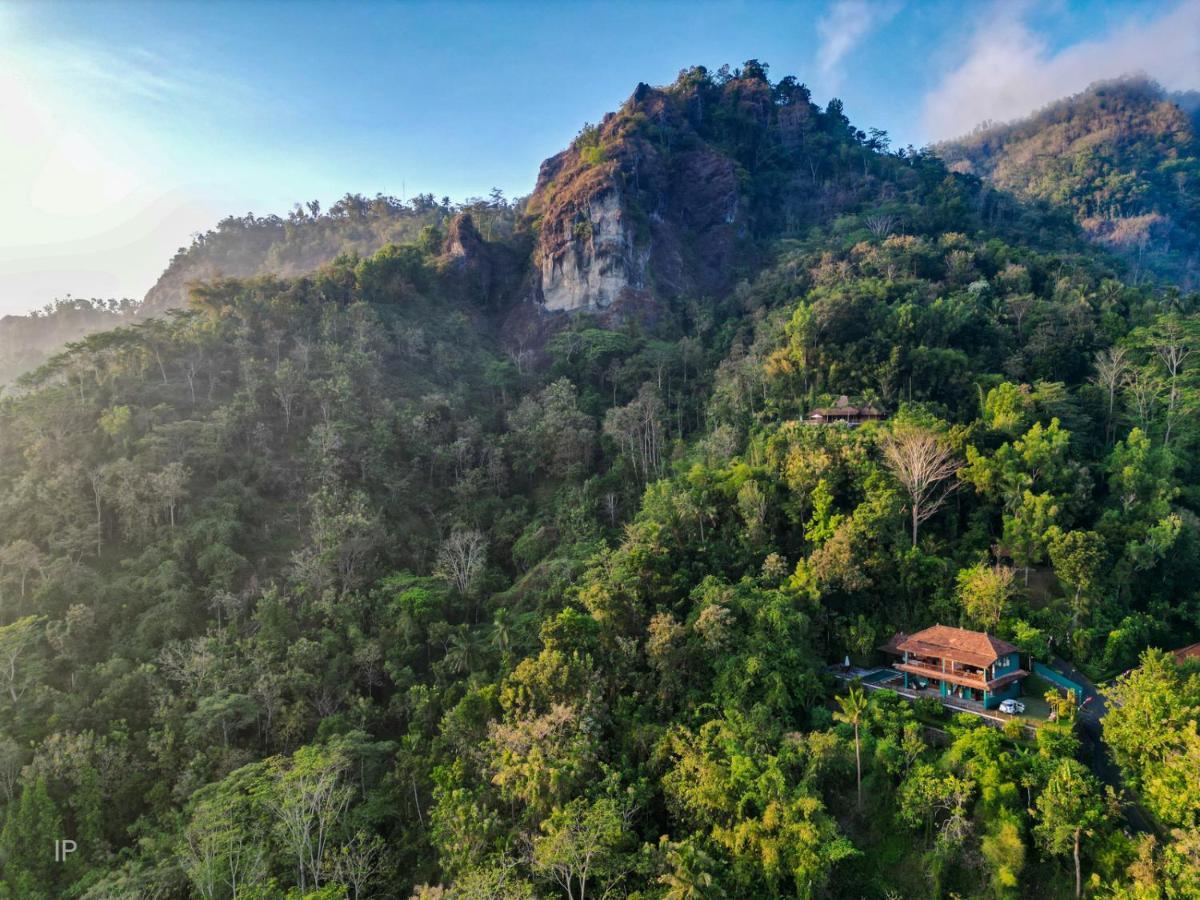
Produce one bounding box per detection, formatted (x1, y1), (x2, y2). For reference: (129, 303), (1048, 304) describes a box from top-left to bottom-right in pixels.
(893, 624), (1019, 665)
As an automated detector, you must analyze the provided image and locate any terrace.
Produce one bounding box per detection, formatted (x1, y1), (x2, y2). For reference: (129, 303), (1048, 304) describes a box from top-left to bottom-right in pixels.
(830, 666), (1050, 728)
(894, 656), (988, 689)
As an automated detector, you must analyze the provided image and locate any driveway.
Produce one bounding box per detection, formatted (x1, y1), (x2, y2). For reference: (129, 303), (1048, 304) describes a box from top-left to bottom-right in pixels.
(1047, 657), (1156, 834)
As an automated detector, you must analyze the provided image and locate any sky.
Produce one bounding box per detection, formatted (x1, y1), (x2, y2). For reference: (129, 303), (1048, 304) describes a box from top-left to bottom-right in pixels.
(1, 0), (1197, 316)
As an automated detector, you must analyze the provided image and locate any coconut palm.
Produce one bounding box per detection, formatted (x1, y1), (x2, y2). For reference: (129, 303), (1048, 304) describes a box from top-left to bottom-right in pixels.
(834, 685), (869, 810)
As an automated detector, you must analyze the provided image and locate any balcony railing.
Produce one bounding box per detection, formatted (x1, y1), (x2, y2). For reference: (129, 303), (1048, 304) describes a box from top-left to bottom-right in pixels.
(895, 660), (988, 689)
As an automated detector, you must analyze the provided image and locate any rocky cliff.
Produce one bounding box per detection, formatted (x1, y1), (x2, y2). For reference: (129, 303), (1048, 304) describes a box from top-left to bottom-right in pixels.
(135, 66), (869, 327)
(438, 212), (529, 308)
(524, 79), (752, 316)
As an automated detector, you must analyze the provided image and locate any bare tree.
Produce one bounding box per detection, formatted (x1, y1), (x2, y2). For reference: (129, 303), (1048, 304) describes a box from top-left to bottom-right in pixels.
(0, 540), (42, 600)
(1153, 320), (1193, 447)
(1006, 295), (1036, 339)
(87, 467), (105, 558)
(153, 462), (190, 528)
(602, 491), (619, 525)
(181, 350), (206, 408)
(881, 427), (962, 546)
(324, 830), (386, 900)
(183, 807), (267, 899)
(437, 529), (487, 596)
(1091, 346), (1129, 445)
(1122, 367), (1161, 433)
(530, 795), (632, 900)
(268, 749), (354, 892)
(603, 383), (666, 484)
(0, 616), (43, 703)
(0, 735), (22, 803)
(865, 213), (897, 240)
(274, 359), (304, 431)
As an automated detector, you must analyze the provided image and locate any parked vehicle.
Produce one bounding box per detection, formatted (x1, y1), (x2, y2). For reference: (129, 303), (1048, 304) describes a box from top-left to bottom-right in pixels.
(999, 699), (1025, 714)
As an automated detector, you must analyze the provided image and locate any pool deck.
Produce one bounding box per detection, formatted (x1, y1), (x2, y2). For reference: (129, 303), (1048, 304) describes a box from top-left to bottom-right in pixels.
(829, 666), (1044, 730)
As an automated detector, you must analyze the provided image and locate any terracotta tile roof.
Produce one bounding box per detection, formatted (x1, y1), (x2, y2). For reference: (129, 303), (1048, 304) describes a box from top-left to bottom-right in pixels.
(892, 625), (1020, 668)
(1172, 641), (1200, 664)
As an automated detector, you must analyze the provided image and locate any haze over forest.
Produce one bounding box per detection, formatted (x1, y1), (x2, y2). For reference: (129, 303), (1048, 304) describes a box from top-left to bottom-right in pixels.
(1, 0), (1197, 316)
(2, 3), (1200, 899)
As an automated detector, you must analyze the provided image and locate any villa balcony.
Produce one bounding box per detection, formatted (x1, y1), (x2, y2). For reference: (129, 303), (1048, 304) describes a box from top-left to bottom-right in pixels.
(895, 659), (1028, 692)
(895, 660), (987, 689)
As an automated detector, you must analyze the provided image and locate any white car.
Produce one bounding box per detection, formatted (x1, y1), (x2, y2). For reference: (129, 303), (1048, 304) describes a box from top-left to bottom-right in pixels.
(998, 699), (1026, 715)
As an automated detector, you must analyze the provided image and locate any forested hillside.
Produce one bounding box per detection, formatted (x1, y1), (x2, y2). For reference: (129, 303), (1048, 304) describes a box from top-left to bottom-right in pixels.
(0, 299), (135, 391)
(2, 63), (1199, 899)
(940, 77), (1200, 289)
(0, 197), (520, 389)
(141, 192), (522, 314)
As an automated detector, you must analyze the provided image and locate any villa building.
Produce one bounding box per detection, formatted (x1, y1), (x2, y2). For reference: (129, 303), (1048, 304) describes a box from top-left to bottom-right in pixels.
(805, 395), (886, 426)
(1171, 641), (1200, 665)
(883, 625), (1027, 709)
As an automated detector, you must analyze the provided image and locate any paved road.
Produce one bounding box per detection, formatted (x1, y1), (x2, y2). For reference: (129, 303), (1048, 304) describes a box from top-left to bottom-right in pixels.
(1047, 657), (1157, 835)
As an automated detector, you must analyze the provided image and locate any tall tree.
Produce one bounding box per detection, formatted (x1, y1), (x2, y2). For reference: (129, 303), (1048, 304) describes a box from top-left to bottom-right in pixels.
(1035, 759), (1111, 899)
(1150, 316), (1196, 447)
(437, 529), (488, 597)
(0, 616), (44, 704)
(0, 777), (64, 898)
(881, 426), (961, 546)
(834, 686), (869, 810)
(1048, 530), (1107, 631)
(1092, 346), (1129, 445)
(531, 796), (628, 900)
(955, 562), (1015, 631)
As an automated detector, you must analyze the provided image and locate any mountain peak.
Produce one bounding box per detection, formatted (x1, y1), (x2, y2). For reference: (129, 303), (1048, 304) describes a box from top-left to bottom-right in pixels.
(939, 75), (1200, 287)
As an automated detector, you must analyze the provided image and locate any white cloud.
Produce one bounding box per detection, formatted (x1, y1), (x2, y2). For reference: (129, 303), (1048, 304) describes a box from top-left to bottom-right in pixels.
(922, 0), (1200, 140)
(817, 0), (902, 86)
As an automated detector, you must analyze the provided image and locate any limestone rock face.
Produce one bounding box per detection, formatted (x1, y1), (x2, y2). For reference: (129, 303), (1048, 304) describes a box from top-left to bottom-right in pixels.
(538, 190), (647, 312)
(440, 213), (495, 302)
(526, 82), (745, 318)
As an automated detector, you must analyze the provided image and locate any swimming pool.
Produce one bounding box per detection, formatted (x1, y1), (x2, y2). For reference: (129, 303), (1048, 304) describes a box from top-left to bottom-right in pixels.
(860, 668), (902, 684)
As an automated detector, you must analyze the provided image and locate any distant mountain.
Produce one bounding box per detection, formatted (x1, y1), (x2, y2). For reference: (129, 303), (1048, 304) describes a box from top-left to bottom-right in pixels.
(0, 195), (520, 386)
(939, 77), (1200, 288)
(140, 192), (514, 313)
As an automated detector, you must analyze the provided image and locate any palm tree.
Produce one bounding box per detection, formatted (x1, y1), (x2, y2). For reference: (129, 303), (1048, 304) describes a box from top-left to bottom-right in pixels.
(834, 685), (869, 810)
(490, 607), (514, 656)
(659, 840), (725, 900)
(443, 627), (476, 675)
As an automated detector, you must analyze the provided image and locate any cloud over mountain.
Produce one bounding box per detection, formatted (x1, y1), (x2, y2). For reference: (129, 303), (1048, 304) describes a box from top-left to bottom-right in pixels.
(922, 0), (1200, 140)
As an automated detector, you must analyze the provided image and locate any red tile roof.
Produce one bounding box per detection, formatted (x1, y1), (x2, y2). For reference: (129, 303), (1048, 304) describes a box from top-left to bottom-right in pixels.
(1172, 641), (1200, 664)
(892, 625), (1020, 668)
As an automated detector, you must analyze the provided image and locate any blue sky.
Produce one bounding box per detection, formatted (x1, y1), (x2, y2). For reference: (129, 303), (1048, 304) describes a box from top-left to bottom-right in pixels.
(1, 0), (1197, 314)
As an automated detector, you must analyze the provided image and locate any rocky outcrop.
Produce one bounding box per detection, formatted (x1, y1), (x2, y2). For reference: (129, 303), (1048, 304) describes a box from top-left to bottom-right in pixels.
(444, 212), (487, 260)
(536, 187), (648, 312)
(440, 212), (527, 308)
(525, 82), (745, 317)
